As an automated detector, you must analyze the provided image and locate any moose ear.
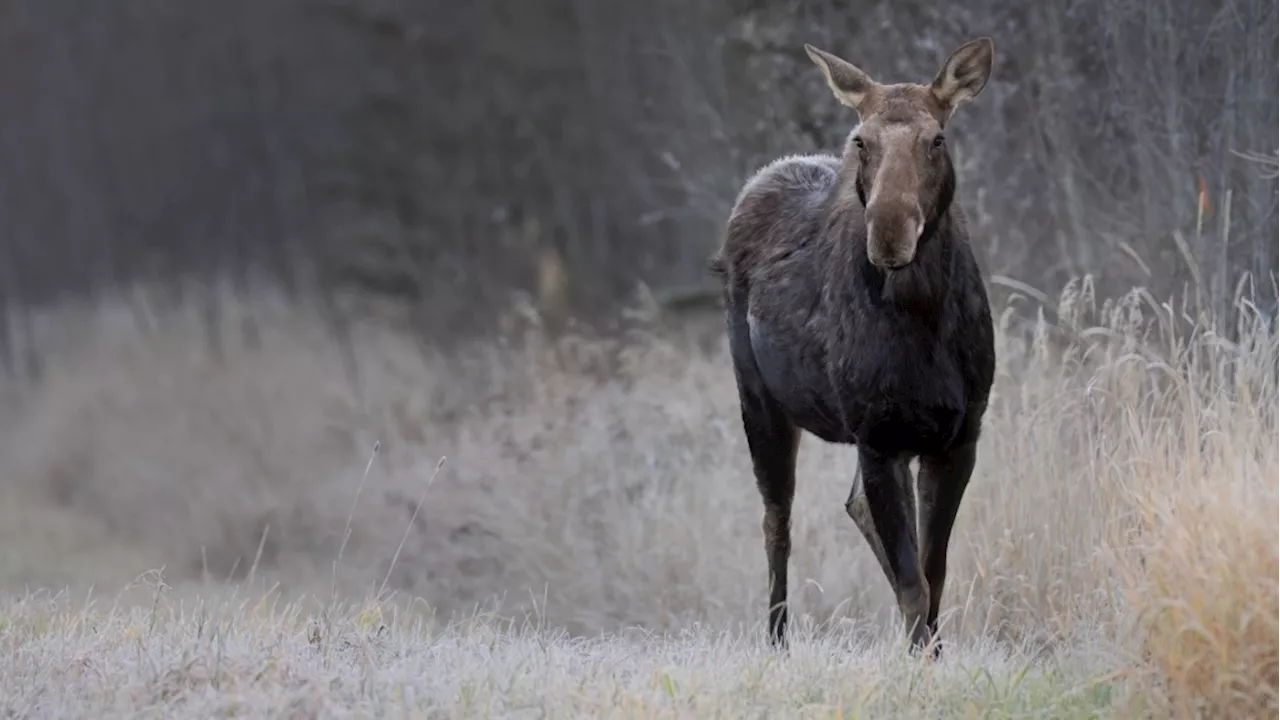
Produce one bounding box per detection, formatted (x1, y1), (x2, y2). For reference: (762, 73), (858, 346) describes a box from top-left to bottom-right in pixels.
(931, 38), (994, 114)
(805, 44), (878, 115)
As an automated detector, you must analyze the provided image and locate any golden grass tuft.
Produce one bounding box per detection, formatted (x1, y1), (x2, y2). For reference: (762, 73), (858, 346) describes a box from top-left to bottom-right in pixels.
(1135, 481), (1279, 717)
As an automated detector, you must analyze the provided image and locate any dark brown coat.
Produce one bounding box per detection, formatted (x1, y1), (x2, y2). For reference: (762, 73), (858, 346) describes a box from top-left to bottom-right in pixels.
(710, 38), (997, 655)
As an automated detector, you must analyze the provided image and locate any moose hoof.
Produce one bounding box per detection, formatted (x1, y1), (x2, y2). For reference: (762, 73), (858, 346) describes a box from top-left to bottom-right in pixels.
(908, 633), (944, 660)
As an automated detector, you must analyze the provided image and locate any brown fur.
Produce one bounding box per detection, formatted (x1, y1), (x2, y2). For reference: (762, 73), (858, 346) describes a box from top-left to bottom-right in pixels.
(710, 39), (997, 655)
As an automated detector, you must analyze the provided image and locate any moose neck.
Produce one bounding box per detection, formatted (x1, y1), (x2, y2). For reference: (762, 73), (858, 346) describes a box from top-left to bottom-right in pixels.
(829, 168), (957, 320)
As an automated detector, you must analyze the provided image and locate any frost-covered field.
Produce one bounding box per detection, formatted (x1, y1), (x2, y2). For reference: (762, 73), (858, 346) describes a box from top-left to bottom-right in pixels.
(0, 281), (1274, 717)
(1, 589), (1128, 719)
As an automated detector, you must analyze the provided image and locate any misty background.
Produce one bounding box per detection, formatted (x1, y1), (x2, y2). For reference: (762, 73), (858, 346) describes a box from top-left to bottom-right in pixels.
(0, 0), (1275, 373)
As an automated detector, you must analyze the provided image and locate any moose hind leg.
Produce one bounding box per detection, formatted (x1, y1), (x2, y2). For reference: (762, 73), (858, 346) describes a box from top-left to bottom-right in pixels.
(846, 467), (892, 598)
(853, 449), (929, 650)
(725, 284), (798, 647)
(846, 462), (918, 589)
(916, 442), (977, 650)
(739, 390), (799, 648)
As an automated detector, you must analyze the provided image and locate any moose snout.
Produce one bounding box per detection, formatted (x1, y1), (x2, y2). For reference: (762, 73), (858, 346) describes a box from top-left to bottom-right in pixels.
(866, 206), (925, 269)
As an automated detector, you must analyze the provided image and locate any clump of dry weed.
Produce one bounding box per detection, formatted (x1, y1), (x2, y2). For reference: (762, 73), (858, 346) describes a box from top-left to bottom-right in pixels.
(1134, 474), (1278, 717)
(1038, 278), (1279, 716)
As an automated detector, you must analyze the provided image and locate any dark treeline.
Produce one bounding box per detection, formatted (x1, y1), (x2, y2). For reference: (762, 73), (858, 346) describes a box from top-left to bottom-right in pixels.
(0, 0), (1274, 357)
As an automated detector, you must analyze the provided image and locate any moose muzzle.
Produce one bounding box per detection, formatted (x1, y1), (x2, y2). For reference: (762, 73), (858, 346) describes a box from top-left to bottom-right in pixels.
(865, 199), (925, 269)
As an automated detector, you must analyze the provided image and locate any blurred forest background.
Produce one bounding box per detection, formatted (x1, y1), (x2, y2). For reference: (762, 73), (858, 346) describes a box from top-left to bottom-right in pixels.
(0, 0), (1275, 373)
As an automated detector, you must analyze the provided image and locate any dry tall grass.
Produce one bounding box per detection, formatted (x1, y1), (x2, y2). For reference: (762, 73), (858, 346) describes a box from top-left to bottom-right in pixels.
(0, 276), (1274, 717)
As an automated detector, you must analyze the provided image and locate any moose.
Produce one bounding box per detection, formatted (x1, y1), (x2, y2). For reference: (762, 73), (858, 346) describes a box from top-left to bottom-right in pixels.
(709, 38), (998, 655)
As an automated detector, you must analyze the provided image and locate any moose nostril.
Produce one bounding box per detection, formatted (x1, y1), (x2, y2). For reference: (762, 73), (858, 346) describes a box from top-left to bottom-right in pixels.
(869, 251), (908, 270)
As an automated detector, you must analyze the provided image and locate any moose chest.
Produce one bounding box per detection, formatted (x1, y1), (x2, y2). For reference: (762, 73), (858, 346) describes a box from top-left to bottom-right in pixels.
(837, 318), (968, 453)
(747, 298), (968, 454)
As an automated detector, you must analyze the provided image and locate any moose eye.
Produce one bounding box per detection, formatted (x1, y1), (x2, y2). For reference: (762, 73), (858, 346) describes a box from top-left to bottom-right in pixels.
(853, 136), (866, 150)
(932, 135), (945, 148)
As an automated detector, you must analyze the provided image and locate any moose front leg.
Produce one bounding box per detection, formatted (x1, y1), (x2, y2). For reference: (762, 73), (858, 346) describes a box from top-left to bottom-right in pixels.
(849, 449), (928, 650)
(916, 442), (977, 653)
